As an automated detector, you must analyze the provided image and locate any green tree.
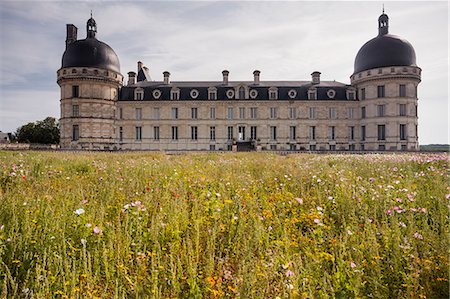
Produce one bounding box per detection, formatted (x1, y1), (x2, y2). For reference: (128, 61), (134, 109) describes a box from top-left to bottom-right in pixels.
(16, 117), (60, 144)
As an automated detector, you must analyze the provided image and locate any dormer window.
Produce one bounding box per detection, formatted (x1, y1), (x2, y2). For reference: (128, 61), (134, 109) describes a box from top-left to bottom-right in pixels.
(308, 89), (317, 100)
(249, 89), (258, 99)
(288, 89), (297, 99)
(171, 88), (180, 100)
(190, 89), (199, 99)
(238, 86), (246, 99)
(347, 90), (355, 100)
(327, 89), (336, 99)
(269, 87), (278, 100)
(226, 89), (235, 99)
(134, 88), (144, 100)
(152, 89), (161, 100)
(208, 87), (217, 100)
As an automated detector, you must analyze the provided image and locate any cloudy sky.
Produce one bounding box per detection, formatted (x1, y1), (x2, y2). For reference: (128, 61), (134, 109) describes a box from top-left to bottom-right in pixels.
(0, 0), (448, 144)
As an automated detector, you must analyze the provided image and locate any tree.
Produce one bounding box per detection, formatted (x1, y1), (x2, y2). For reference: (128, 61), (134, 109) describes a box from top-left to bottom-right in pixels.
(16, 117), (60, 144)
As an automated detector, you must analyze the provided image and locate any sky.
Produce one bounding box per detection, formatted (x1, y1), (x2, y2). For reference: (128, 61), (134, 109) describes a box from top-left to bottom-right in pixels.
(0, 0), (448, 145)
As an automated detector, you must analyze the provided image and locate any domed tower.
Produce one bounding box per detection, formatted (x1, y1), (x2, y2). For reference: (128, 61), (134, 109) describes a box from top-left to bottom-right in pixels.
(351, 10), (421, 151)
(57, 14), (123, 150)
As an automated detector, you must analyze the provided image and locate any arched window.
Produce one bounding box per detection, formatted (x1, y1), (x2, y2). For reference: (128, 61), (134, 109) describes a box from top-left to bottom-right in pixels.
(239, 86), (245, 99)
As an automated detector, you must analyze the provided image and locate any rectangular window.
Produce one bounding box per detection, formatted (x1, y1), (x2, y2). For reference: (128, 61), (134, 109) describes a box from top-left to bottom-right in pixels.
(171, 107), (178, 119)
(238, 126), (245, 141)
(191, 107), (198, 119)
(309, 107), (316, 119)
(171, 126), (178, 140)
(347, 107), (354, 119)
(289, 126), (296, 141)
(361, 125), (366, 141)
(210, 107), (216, 119)
(227, 107), (233, 119)
(270, 126), (277, 140)
(119, 126), (123, 142)
(329, 107), (337, 119)
(348, 92), (355, 100)
(269, 90), (277, 100)
(361, 107), (366, 119)
(360, 88), (365, 100)
(415, 105), (418, 117)
(377, 85), (385, 98)
(208, 91), (216, 100)
(250, 107), (257, 119)
(239, 107), (245, 119)
(210, 126), (216, 141)
(209, 144), (216, 151)
(289, 107), (296, 119)
(290, 144), (296, 151)
(119, 108), (123, 119)
(308, 91), (316, 100)
(399, 84), (406, 97)
(227, 126), (233, 140)
(400, 124), (407, 140)
(310, 144), (316, 151)
(270, 107), (277, 119)
(191, 126), (198, 140)
(250, 126), (257, 140)
(154, 127), (160, 140)
(171, 90), (179, 100)
(399, 104), (406, 116)
(348, 126), (355, 140)
(135, 91), (143, 101)
(329, 145), (336, 151)
(378, 125), (386, 140)
(72, 125), (79, 141)
(349, 144), (355, 151)
(135, 108), (142, 120)
(378, 144), (386, 151)
(377, 105), (385, 117)
(328, 126), (336, 140)
(72, 85), (79, 98)
(309, 126), (316, 140)
(72, 105), (79, 117)
(135, 126), (142, 141)
(153, 107), (160, 119)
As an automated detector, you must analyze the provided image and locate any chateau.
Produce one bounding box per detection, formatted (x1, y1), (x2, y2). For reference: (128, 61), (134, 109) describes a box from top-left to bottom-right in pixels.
(57, 11), (420, 151)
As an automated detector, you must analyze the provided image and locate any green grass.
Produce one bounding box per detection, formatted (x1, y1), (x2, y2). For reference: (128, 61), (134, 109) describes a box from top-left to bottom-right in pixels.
(0, 151), (448, 298)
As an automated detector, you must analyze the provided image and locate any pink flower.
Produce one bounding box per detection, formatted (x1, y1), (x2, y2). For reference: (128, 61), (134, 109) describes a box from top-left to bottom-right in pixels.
(386, 210), (392, 215)
(93, 227), (102, 234)
(350, 262), (357, 269)
(420, 208), (427, 213)
(295, 198), (303, 204)
(396, 198), (402, 202)
(413, 232), (423, 240)
(285, 270), (294, 277)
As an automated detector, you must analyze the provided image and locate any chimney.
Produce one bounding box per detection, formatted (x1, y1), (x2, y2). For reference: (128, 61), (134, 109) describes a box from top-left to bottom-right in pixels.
(222, 70), (229, 85)
(66, 24), (77, 48)
(128, 71), (136, 85)
(163, 71), (170, 84)
(311, 71), (321, 84)
(137, 61), (143, 72)
(253, 70), (260, 84)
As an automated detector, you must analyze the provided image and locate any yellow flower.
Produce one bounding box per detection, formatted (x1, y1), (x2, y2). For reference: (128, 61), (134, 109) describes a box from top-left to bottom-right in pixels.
(207, 276), (215, 286)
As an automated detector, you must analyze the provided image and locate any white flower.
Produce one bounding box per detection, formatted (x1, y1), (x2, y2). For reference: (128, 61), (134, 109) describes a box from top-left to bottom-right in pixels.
(74, 208), (85, 215)
(81, 238), (87, 245)
(347, 230), (353, 235)
(85, 223), (92, 228)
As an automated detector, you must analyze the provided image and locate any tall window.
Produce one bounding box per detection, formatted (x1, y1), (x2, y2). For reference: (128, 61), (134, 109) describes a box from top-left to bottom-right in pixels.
(378, 125), (386, 140)
(400, 124), (407, 140)
(119, 126), (123, 142)
(329, 107), (337, 119)
(209, 107), (216, 119)
(239, 107), (245, 119)
(360, 88), (365, 100)
(399, 84), (406, 97)
(171, 90), (179, 100)
(208, 90), (217, 100)
(270, 107), (277, 119)
(171, 126), (178, 140)
(154, 127), (160, 141)
(72, 125), (79, 141)
(361, 126), (366, 141)
(210, 126), (216, 141)
(227, 126), (233, 140)
(348, 91), (355, 100)
(153, 107), (160, 119)
(135, 126), (142, 141)
(191, 126), (198, 140)
(328, 126), (336, 140)
(289, 107), (296, 119)
(135, 108), (142, 120)
(250, 107), (258, 119)
(377, 105), (385, 117)
(270, 126), (277, 140)
(289, 126), (296, 141)
(191, 107), (198, 119)
(347, 107), (354, 119)
(361, 107), (366, 119)
(239, 87), (245, 99)
(309, 126), (316, 140)
(399, 104), (406, 116)
(269, 89), (277, 100)
(72, 105), (79, 117)
(377, 85), (385, 98)
(171, 107), (178, 119)
(119, 108), (123, 119)
(309, 107), (316, 119)
(348, 126), (355, 140)
(250, 126), (257, 140)
(308, 90), (316, 100)
(227, 107), (233, 119)
(72, 85), (79, 98)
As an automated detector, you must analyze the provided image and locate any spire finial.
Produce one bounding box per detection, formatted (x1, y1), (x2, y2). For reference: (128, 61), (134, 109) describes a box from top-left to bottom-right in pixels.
(382, 4), (385, 14)
(90, 10), (93, 18)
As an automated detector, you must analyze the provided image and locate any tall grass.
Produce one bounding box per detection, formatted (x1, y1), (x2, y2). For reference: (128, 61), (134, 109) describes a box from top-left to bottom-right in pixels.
(0, 151), (448, 298)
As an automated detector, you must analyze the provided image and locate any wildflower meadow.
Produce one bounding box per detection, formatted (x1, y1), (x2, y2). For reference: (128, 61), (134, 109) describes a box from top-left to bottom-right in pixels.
(0, 151), (448, 298)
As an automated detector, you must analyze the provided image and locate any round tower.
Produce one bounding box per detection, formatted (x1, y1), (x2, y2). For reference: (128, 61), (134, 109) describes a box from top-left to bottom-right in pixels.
(351, 10), (421, 151)
(57, 15), (123, 150)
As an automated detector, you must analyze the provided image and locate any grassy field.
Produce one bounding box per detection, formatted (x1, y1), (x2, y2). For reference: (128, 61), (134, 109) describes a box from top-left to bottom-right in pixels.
(0, 151), (448, 298)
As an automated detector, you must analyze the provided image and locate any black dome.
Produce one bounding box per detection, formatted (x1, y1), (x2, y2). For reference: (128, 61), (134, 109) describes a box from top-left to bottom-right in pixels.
(353, 13), (417, 74)
(62, 38), (120, 73)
